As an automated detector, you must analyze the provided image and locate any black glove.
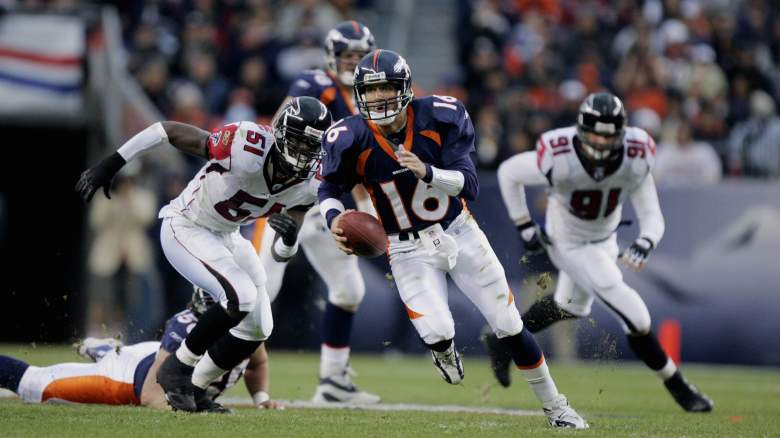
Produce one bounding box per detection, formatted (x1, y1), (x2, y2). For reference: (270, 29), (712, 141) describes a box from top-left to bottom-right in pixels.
(517, 221), (547, 255)
(268, 213), (298, 246)
(620, 237), (654, 271)
(75, 152), (127, 202)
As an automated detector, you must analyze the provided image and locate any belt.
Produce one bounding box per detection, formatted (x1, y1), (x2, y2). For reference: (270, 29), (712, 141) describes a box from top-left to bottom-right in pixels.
(396, 230), (420, 241)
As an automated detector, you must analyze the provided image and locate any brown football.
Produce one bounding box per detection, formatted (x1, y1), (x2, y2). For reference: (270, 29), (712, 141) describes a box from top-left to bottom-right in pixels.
(338, 211), (387, 258)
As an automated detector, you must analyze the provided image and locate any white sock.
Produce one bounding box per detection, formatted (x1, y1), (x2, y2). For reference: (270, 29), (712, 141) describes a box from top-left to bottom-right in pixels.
(657, 358), (678, 380)
(175, 342), (201, 367)
(191, 352), (228, 389)
(519, 357), (559, 405)
(320, 344), (350, 379)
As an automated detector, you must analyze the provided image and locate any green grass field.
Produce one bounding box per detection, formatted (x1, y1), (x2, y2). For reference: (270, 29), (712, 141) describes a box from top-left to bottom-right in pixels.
(0, 344), (777, 437)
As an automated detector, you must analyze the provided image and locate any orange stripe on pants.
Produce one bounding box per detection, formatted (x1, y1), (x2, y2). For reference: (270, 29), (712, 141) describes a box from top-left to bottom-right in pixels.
(42, 376), (139, 405)
(252, 218), (268, 253)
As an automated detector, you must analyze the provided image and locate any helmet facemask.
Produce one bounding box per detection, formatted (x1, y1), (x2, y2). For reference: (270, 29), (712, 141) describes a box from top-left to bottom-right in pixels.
(273, 119), (325, 178)
(324, 22), (375, 87)
(576, 95), (626, 163)
(355, 77), (413, 126)
(328, 50), (369, 86)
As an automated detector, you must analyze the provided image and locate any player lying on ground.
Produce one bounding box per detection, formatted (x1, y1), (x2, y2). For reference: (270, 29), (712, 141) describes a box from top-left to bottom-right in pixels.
(317, 49), (588, 429)
(0, 288), (282, 411)
(485, 92), (713, 413)
(76, 96), (331, 412)
(254, 20), (379, 404)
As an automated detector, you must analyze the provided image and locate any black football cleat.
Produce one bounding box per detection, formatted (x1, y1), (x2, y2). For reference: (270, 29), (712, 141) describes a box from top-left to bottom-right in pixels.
(664, 371), (714, 413)
(194, 387), (232, 414)
(156, 354), (197, 412)
(480, 327), (512, 388)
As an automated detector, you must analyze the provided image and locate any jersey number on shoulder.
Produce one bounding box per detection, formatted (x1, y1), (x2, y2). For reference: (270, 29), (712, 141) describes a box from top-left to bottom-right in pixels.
(214, 190), (282, 223)
(432, 95), (458, 111)
(379, 180), (449, 229)
(570, 188), (621, 220)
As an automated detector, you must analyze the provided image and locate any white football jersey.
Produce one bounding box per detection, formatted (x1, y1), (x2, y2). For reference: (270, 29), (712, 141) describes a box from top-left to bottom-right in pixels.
(160, 121), (319, 232)
(537, 126), (656, 243)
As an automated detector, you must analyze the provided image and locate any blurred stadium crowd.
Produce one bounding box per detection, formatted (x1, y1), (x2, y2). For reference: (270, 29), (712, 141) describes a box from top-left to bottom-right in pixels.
(108, 0), (780, 182)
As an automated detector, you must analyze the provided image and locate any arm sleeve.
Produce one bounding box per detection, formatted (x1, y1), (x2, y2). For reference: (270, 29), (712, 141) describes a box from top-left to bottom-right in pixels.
(497, 151), (549, 224)
(630, 173), (665, 247)
(436, 100), (479, 200)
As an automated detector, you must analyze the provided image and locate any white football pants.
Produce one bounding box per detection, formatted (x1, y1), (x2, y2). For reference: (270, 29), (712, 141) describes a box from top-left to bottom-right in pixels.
(257, 206), (365, 310)
(17, 342), (159, 404)
(388, 211), (525, 345)
(160, 215), (273, 342)
(546, 234), (652, 335)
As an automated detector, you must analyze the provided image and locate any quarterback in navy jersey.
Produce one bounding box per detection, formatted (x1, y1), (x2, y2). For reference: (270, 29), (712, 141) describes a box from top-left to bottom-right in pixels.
(252, 21), (381, 404)
(318, 49), (588, 429)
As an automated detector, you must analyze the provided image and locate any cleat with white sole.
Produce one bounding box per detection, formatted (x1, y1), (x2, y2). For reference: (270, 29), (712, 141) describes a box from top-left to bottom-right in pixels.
(312, 367), (380, 404)
(543, 394), (589, 429)
(431, 344), (464, 385)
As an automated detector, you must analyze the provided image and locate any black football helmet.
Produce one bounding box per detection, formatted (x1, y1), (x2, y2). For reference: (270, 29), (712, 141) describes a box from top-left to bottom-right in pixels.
(576, 92), (627, 162)
(188, 286), (216, 316)
(273, 96), (332, 178)
(353, 49), (413, 125)
(325, 20), (375, 86)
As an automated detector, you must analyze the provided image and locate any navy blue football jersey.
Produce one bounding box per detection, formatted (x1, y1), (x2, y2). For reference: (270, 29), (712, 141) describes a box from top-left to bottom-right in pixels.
(320, 95), (478, 234)
(159, 309), (249, 399)
(288, 69), (358, 121)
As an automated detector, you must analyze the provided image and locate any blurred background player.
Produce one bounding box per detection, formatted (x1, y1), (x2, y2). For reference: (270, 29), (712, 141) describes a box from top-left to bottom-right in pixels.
(76, 97), (331, 412)
(0, 287), (282, 411)
(490, 92), (713, 413)
(253, 20), (380, 404)
(318, 49), (587, 429)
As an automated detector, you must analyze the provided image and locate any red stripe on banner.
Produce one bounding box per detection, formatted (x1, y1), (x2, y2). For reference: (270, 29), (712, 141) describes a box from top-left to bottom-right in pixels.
(0, 46), (80, 67)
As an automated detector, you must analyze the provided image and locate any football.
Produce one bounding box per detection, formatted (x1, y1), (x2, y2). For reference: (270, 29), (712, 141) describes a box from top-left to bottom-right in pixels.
(338, 211), (387, 258)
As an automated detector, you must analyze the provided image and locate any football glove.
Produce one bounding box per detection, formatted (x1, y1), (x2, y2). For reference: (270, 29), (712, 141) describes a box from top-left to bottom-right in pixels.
(621, 237), (654, 271)
(268, 213), (298, 246)
(517, 221), (548, 255)
(75, 152), (127, 202)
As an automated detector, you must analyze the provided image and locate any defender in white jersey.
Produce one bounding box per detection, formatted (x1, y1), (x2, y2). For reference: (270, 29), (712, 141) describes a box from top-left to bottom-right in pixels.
(253, 21), (380, 404)
(489, 93), (713, 413)
(77, 96), (332, 412)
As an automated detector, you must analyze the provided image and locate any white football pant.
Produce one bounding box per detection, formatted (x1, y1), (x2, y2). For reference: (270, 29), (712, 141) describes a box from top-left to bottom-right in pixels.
(388, 211), (525, 345)
(17, 341), (159, 404)
(258, 206), (365, 310)
(160, 215), (273, 342)
(546, 234), (652, 335)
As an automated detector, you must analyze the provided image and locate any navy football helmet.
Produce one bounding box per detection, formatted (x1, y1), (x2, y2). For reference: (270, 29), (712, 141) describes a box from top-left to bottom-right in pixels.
(576, 92), (627, 162)
(325, 21), (375, 86)
(353, 49), (413, 125)
(273, 96), (332, 178)
(189, 286), (215, 316)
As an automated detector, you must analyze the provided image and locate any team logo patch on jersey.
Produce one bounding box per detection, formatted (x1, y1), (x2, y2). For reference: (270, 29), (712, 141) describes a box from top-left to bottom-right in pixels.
(221, 129), (234, 146)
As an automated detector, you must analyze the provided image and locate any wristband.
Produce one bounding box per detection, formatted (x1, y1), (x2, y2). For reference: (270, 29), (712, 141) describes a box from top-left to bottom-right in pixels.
(252, 391), (270, 406)
(273, 237), (299, 259)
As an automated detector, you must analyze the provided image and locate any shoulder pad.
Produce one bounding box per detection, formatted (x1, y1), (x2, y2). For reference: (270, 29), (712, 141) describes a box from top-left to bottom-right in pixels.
(232, 121), (273, 175)
(289, 70), (333, 97)
(536, 127), (576, 179)
(624, 127), (656, 175)
(422, 95), (469, 127)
